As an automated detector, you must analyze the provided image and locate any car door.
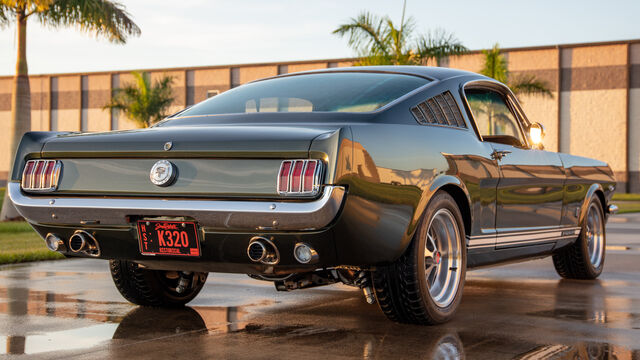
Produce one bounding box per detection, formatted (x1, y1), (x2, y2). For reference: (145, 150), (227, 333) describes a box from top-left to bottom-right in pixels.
(464, 85), (565, 249)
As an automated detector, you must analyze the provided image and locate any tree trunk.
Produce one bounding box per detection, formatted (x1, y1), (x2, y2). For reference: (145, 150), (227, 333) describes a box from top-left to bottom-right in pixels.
(1, 11), (30, 221)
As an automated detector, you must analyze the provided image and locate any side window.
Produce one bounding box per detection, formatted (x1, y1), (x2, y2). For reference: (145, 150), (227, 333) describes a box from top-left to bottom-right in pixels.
(465, 89), (525, 147)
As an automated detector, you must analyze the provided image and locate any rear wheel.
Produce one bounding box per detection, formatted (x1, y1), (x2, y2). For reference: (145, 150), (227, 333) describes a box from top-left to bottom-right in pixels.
(110, 260), (208, 307)
(552, 197), (606, 279)
(372, 192), (467, 325)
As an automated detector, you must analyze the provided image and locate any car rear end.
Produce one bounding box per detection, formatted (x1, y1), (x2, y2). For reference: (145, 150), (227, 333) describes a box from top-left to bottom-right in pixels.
(8, 124), (353, 275)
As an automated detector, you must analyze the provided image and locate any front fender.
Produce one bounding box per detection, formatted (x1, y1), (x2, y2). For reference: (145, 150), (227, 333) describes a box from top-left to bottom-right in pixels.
(579, 183), (604, 226)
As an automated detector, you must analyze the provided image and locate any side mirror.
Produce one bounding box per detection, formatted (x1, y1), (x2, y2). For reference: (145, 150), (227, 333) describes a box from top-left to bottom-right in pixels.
(528, 122), (545, 150)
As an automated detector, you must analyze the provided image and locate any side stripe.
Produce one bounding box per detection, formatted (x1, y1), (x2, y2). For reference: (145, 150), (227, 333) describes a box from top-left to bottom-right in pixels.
(467, 227), (580, 249)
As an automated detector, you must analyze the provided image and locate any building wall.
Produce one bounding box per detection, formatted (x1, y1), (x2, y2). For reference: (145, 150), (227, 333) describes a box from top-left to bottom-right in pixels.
(0, 40), (637, 191)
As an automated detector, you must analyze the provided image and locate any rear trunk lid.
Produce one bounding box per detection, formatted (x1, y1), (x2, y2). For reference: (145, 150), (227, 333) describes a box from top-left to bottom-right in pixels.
(40, 124), (347, 198)
(42, 125), (336, 158)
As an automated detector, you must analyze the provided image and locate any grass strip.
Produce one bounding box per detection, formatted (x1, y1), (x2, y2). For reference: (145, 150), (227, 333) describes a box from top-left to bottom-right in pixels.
(0, 221), (65, 265)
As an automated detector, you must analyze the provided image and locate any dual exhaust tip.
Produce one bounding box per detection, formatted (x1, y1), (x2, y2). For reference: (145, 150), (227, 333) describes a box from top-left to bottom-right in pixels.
(45, 230), (100, 257)
(247, 236), (318, 265)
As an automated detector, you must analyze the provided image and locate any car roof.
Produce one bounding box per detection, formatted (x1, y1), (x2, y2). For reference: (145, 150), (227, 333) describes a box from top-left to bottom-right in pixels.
(271, 65), (488, 82)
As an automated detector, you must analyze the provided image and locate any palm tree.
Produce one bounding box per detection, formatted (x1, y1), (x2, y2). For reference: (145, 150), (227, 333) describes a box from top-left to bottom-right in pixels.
(415, 29), (468, 67)
(480, 44), (552, 98)
(333, 1), (467, 66)
(104, 72), (175, 128)
(0, 0), (140, 220)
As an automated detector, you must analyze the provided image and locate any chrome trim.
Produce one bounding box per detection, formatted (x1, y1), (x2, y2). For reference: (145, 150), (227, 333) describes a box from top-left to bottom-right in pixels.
(45, 233), (64, 252)
(293, 243), (319, 264)
(8, 182), (345, 231)
(608, 204), (619, 214)
(249, 236), (280, 265)
(467, 226), (581, 249)
(277, 159), (323, 197)
(21, 160), (62, 192)
(149, 160), (176, 187)
(247, 241), (267, 262)
(69, 230), (101, 257)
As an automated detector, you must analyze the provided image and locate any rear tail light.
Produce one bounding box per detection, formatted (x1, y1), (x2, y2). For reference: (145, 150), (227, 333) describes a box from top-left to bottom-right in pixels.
(21, 160), (62, 192)
(277, 160), (323, 196)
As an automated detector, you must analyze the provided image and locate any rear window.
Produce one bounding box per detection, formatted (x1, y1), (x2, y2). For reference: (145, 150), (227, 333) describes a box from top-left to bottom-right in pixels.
(177, 72), (430, 116)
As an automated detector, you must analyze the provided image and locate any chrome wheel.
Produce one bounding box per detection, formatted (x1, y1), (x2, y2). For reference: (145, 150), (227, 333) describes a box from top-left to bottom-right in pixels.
(585, 202), (605, 269)
(425, 208), (463, 308)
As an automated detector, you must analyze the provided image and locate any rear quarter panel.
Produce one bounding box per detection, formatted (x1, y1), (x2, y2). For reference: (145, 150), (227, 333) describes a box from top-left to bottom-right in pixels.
(333, 121), (499, 265)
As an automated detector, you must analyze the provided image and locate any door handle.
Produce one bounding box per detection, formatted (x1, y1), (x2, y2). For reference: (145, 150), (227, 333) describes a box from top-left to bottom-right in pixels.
(491, 150), (511, 161)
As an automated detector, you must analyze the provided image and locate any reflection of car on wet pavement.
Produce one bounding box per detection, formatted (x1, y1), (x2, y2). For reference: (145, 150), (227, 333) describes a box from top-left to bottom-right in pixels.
(9, 66), (617, 325)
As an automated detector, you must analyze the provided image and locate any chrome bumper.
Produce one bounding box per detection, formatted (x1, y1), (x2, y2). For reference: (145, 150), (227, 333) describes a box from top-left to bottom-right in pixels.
(8, 182), (346, 231)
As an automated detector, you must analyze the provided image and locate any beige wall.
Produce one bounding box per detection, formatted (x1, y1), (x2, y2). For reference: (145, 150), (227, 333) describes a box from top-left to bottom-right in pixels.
(86, 74), (111, 132)
(559, 44), (629, 186)
(238, 65), (278, 84)
(0, 77), (12, 177)
(0, 43), (638, 191)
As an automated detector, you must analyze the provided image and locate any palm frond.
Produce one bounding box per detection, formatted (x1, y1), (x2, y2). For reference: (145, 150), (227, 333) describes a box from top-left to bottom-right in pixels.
(480, 43), (508, 83)
(104, 71), (174, 128)
(37, 0), (140, 44)
(415, 28), (468, 66)
(0, 4), (13, 27)
(356, 53), (393, 66)
(387, 15), (414, 56)
(508, 74), (553, 98)
(333, 11), (389, 57)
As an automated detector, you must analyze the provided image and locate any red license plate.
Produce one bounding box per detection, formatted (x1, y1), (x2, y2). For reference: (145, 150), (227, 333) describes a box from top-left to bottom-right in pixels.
(137, 220), (201, 257)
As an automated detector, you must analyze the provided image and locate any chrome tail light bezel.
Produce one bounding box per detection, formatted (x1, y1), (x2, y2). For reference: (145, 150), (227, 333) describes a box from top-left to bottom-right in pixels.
(21, 160), (62, 192)
(277, 159), (324, 197)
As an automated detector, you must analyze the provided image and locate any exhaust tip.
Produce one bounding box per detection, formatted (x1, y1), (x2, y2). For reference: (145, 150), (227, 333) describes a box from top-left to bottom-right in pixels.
(69, 232), (86, 252)
(247, 237), (280, 265)
(69, 230), (101, 257)
(294, 243), (319, 264)
(45, 233), (64, 252)
(247, 241), (267, 262)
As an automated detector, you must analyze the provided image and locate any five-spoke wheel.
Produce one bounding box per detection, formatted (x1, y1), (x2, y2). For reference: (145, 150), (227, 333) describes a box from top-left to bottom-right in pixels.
(425, 209), (463, 308)
(372, 191), (467, 324)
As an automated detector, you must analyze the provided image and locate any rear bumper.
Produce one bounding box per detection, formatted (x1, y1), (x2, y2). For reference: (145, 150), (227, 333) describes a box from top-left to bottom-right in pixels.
(8, 182), (346, 231)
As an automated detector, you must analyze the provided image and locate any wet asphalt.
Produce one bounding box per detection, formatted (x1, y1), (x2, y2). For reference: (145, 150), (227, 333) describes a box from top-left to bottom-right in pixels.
(1, 215), (640, 359)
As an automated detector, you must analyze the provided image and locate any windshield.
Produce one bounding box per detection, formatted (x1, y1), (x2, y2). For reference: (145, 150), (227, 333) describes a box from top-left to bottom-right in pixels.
(177, 72), (430, 117)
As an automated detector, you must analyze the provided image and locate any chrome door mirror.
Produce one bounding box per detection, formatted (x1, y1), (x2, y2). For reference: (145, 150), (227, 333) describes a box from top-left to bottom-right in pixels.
(528, 122), (545, 149)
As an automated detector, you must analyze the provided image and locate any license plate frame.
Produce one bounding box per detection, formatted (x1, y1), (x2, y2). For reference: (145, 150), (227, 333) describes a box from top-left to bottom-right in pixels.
(137, 220), (201, 257)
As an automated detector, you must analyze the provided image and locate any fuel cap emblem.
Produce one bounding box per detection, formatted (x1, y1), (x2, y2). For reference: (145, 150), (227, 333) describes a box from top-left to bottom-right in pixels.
(150, 160), (176, 187)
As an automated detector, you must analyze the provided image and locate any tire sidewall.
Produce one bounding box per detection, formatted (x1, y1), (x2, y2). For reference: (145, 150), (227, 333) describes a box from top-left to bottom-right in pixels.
(413, 192), (467, 322)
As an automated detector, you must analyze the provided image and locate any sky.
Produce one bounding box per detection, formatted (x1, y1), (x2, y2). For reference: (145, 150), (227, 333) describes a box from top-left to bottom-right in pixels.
(0, 0), (639, 76)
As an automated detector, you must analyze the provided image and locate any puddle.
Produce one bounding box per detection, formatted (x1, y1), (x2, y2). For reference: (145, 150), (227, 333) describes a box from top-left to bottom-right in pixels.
(0, 324), (119, 355)
(513, 342), (635, 360)
(0, 287), (131, 321)
(0, 281), (265, 355)
(528, 308), (609, 323)
(528, 308), (640, 330)
(243, 323), (347, 339)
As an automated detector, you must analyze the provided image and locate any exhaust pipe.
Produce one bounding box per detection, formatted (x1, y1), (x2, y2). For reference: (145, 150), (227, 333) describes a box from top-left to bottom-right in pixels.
(247, 237), (279, 265)
(45, 233), (65, 252)
(69, 230), (101, 257)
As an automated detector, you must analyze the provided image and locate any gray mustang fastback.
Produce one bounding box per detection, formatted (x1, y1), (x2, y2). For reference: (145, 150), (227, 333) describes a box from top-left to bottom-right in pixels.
(9, 66), (616, 324)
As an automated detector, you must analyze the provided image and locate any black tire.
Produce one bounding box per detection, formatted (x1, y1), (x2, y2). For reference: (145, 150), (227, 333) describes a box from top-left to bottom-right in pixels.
(109, 260), (208, 307)
(552, 197), (606, 280)
(372, 191), (467, 325)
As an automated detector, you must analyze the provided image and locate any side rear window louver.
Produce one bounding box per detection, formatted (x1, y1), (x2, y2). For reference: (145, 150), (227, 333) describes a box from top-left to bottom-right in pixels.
(411, 91), (466, 128)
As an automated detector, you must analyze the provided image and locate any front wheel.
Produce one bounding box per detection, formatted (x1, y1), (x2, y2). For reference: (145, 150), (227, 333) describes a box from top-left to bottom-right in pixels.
(552, 197), (606, 279)
(372, 191), (467, 325)
(110, 260), (208, 307)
